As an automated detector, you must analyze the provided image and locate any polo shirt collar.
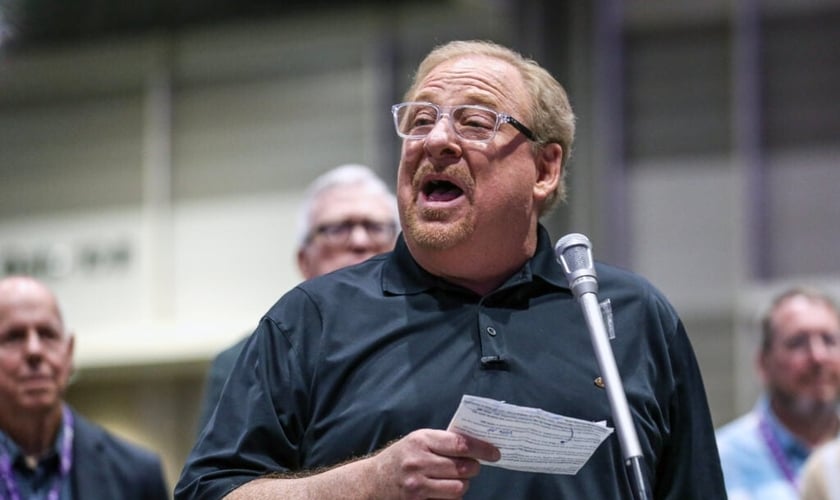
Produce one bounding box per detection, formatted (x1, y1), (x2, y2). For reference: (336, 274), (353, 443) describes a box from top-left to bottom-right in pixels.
(0, 413), (67, 471)
(759, 398), (811, 462)
(381, 224), (570, 296)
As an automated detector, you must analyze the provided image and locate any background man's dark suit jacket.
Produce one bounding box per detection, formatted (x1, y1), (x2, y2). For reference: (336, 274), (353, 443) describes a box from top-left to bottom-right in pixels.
(71, 410), (169, 500)
(198, 335), (248, 431)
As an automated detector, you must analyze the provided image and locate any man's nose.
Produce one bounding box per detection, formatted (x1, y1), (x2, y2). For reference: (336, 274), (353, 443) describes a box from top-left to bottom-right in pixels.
(808, 337), (833, 362)
(24, 330), (45, 357)
(347, 224), (373, 247)
(423, 115), (462, 159)
(425, 113), (458, 142)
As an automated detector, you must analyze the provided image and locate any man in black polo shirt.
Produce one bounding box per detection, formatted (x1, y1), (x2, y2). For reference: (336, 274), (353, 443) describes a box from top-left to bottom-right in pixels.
(176, 40), (725, 499)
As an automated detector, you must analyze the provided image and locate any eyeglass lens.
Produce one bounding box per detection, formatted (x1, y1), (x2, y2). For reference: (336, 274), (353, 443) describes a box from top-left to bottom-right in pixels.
(394, 103), (502, 141)
(314, 220), (396, 245)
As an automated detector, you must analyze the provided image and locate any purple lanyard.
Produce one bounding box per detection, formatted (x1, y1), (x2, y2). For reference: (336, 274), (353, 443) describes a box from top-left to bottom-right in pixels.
(758, 414), (798, 489)
(0, 405), (74, 500)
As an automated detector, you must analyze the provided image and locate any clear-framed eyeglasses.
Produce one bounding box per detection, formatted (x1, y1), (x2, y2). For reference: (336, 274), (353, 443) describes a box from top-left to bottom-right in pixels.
(391, 101), (537, 143)
(307, 219), (398, 247)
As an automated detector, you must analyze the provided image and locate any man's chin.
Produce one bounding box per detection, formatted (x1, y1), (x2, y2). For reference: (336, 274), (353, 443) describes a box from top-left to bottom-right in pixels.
(406, 222), (470, 250)
(789, 395), (840, 416)
(402, 208), (474, 250)
(19, 391), (61, 412)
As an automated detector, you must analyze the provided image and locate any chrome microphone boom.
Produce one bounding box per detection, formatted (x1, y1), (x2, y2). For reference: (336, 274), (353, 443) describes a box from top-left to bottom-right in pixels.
(555, 233), (650, 500)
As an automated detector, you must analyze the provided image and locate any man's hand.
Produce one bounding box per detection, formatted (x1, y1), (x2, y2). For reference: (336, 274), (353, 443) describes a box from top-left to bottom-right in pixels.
(370, 429), (501, 499)
(225, 429), (500, 500)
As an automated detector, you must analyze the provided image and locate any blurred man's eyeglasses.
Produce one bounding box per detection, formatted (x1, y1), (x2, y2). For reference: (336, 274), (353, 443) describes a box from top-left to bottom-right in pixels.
(780, 332), (840, 355)
(391, 101), (536, 143)
(307, 220), (397, 247)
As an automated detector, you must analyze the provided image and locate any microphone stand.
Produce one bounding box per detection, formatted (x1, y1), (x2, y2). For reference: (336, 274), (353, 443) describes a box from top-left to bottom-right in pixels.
(556, 233), (650, 500)
(578, 292), (649, 500)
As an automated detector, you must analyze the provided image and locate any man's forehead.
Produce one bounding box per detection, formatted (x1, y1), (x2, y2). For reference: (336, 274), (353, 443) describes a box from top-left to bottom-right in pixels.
(311, 186), (393, 221)
(413, 55), (525, 106)
(773, 296), (840, 332)
(0, 280), (63, 328)
(0, 298), (62, 325)
(777, 295), (836, 315)
(422, 54), (517, 82)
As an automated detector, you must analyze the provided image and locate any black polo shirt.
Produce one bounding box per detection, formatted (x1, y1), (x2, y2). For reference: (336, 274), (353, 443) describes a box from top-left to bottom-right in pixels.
(176, 225), (725, 499)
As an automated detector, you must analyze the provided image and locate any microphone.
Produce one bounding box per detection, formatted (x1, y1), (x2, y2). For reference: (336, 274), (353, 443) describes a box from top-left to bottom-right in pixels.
(554, 233), (598, 299)
(554, 233), (650, 500)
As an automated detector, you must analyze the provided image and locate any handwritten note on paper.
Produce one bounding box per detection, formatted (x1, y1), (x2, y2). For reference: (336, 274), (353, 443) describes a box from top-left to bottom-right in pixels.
(447, 394), (614, 475)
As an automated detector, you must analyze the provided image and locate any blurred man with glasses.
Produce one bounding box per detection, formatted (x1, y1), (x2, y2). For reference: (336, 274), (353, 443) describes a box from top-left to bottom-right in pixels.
(177, 40), (724, 499)
(196, 164), (398, 431)
(295, 165), (399, 280)
(717, 287), (840, 499)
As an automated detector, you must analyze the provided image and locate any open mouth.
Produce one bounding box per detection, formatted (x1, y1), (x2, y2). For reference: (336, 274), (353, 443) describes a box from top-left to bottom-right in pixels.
(422, 179), (464, 203)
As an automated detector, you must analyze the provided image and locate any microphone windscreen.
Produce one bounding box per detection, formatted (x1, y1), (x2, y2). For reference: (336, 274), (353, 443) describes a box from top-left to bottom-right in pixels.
(555, 233), (593, 274)
(554, 233), (598, 296)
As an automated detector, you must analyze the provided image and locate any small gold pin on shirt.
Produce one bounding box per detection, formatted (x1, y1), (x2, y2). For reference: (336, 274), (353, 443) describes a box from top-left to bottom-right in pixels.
(594, 376), (605, 389)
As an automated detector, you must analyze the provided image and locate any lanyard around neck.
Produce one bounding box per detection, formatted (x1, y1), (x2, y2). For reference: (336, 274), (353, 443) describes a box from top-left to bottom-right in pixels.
(758, 414), (798, 489)
(0, 405), (74, 500)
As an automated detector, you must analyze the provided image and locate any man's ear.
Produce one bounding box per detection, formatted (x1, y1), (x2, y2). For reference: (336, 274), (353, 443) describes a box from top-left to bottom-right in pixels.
(297, 249), (308, 278)
(533, 143), (562, 203)
(297, 248), (317, 280)
(756, 350), (769, 385)
(66, 332), (76, 377)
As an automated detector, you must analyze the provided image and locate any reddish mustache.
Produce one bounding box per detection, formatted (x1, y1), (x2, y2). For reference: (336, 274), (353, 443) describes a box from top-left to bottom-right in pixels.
(412, 164), (475, 195)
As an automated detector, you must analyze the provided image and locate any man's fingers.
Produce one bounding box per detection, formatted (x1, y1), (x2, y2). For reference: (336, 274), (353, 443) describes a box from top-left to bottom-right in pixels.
(413, 429), (501, 463)
(372, 429), (501, 499)
(454, 433), (501, 463)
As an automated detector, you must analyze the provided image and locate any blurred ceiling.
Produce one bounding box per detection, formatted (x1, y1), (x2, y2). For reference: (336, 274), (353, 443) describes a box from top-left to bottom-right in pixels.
(0, 0), (396, 52)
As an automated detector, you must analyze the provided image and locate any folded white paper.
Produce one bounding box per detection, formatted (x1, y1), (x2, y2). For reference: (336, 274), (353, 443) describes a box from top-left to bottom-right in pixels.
(447, 394), (614, 475)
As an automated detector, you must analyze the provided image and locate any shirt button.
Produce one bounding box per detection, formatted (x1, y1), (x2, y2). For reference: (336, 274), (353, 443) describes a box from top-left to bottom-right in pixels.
(486, 326), (497, 336)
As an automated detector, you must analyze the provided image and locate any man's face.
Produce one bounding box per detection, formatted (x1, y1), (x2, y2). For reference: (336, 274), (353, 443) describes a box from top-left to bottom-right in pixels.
(759, 295), (840, 416)
(395, 54), (552, 254)
(297, 184), (398, 279)
(0, 279), (74, 418)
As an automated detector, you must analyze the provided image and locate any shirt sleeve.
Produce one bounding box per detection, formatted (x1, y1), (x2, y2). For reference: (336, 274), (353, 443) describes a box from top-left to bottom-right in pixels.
(654, 317), (728, 500)
(174, 287), (318, 500)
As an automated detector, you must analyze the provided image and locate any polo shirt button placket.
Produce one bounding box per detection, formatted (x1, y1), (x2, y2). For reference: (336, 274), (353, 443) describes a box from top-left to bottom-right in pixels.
(479, 322), (508, 370)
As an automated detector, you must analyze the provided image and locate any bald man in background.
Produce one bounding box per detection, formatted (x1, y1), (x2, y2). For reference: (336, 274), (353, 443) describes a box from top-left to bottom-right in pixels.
(0, 275), (169, 499)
